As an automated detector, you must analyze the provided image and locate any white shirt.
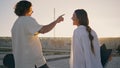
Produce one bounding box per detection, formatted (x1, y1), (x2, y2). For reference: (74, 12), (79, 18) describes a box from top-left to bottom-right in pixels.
(11, 16), (46, 68)
(70, 25), (103, 68)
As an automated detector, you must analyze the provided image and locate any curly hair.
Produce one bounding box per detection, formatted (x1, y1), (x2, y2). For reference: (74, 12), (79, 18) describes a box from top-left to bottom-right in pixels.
(14, 0), (32, 16)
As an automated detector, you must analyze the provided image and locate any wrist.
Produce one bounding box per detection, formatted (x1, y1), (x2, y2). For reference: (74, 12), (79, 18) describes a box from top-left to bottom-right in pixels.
(54, 20), (59, 24)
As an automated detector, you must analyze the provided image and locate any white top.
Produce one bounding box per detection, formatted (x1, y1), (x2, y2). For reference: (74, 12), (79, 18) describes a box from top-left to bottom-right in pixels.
(70, 25), (103, 68)
(11, 16), (46, 68)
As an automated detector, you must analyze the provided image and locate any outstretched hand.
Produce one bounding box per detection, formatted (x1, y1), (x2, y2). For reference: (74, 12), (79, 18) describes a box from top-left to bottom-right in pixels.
(56, 14), (65, 23)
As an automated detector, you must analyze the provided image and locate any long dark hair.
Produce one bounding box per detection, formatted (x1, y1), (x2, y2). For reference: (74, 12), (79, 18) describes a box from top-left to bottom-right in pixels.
(74, 9), (95, 55)
(14, 0), (32, 16)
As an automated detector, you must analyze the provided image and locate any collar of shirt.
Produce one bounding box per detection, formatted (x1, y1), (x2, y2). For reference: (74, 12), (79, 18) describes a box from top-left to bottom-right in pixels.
(77, 25), (86, 29)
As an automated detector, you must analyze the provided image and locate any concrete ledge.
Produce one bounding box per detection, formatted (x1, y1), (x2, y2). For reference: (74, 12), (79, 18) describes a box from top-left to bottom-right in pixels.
(45, 55), (70, 62)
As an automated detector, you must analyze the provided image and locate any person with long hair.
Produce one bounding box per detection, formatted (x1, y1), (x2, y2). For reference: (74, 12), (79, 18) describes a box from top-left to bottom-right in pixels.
(11, 0), (64, 68)
(70, 9), (103, 68)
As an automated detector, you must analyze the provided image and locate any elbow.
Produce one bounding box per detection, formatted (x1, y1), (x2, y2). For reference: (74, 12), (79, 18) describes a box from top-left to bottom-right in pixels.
(39, 28), (47, 34)
(39, 30), (46, 34)
(41, 32), (45, 34)
(39, 26), (49, 34)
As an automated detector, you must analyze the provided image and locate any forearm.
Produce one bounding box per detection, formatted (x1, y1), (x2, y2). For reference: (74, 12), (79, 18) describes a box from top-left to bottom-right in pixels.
(39, 20), (58, 34)
(38, 14), (64, 34)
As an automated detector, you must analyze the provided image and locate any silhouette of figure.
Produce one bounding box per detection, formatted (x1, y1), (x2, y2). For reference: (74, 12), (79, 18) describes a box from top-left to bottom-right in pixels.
(12, 1), (64, 68)
(70, 9), (103, 68)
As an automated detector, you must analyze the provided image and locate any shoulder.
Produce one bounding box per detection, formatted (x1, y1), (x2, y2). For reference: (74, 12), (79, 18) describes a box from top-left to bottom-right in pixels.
(91, 29), (98, 37)
(75, 26), (87, 35)
(74, 26), (85, 32)
(19, 16), (36, 22)
(25, 16), (36, 21)
(74, 28), (80, 35)
(73, 27), (84, 37)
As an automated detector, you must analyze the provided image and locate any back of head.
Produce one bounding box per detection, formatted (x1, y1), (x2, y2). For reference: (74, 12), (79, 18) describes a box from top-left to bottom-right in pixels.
(14, 0), (32, 16)
(74, 9), (89, 26)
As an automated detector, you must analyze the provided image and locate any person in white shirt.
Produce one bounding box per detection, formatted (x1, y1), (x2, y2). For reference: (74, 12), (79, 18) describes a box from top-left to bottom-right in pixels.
(70, 9), (103, 68)
(11, 1), (64, 68)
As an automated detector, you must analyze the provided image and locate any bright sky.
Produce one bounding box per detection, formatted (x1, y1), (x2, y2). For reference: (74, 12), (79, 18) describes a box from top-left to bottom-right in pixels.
(0, 0), (120, 38)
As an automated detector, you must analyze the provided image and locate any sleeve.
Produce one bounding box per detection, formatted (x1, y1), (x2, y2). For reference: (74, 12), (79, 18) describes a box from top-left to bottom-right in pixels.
(72, 30), (85, 68)
(25, 17), (43, 35)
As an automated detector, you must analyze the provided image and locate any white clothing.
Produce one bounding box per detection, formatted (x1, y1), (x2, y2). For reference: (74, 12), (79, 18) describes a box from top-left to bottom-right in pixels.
(70, 25), (103, 68)
(11, 16), (46, 68)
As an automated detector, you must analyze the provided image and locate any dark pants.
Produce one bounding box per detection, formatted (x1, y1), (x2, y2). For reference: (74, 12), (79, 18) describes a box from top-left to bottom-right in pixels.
(35, 64), (49, 68)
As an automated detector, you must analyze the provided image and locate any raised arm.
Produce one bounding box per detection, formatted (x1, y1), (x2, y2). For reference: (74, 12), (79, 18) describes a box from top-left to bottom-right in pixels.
(38, 14), (64, 34)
